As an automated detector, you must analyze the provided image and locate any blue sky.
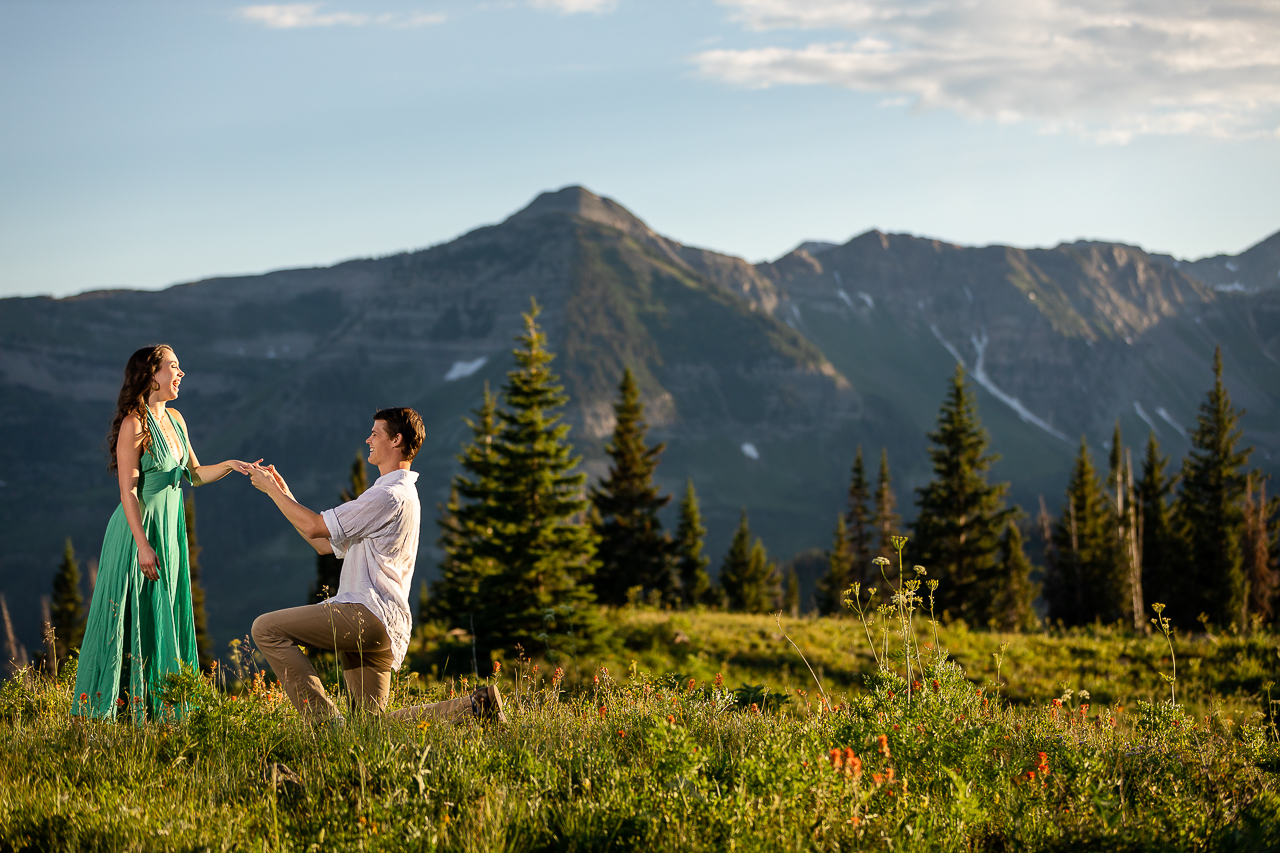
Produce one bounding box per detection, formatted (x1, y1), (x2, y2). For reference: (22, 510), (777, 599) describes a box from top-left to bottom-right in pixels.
(2, 0), (1278, 298)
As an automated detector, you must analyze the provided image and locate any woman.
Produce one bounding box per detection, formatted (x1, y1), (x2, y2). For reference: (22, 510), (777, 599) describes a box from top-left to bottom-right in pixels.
(73, 344), (255, 722)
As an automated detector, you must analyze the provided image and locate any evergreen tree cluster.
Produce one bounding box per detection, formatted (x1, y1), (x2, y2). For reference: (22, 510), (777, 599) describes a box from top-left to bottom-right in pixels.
(1042, 348), (1280, 630)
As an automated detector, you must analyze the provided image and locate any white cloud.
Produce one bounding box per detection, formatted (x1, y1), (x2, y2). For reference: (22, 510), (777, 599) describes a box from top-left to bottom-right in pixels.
(696, 0), (1280, 141)
(238, 5), (445, 29)
(530, 0), (617, 14)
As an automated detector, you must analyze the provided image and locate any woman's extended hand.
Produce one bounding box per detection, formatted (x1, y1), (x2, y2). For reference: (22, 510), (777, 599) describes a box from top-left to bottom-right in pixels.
(138, 543), (160, 581)
(227, 459), (259, 475)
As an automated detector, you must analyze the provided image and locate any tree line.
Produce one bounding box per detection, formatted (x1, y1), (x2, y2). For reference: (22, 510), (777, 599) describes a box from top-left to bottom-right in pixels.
(17, 306), (1277, 675)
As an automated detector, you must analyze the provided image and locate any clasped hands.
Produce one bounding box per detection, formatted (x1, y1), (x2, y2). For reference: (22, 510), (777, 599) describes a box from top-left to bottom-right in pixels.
(248, 460), (293, 499)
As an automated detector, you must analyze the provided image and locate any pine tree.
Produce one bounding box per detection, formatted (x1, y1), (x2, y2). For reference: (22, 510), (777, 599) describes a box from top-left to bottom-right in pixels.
(49, 538), (84, 662)
(846, 447), (874, 582)
(311, 453), (371, 603)
(673, 480), (711, 608)
(1176, 347), (1252, 627)
(720, 511), (780, 613)
(184, 500), (214, 671)
(1242, 474), (1278, 625)
(992, 521), (1039, 631)
(1048, 437), (1126, 625)
(816, 514), (854, 616)
(1136, 431), (1179, 611)
(873, 448), (901, 561)
(912, 366), (1017, 624)
(1107, 420), (1124, 494)
(784, 566), (800, 618)
(590, 368), (674, 606)
(432, 385), (503, 623)
(474, 301), (601, 657)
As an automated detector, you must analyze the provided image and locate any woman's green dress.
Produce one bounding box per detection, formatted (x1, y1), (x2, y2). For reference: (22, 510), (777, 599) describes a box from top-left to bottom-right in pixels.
(73, 408), (198, 723)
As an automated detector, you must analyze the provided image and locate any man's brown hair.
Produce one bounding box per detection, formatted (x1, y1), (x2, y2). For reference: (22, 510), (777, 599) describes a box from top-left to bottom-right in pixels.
(374, 407), (425, 462)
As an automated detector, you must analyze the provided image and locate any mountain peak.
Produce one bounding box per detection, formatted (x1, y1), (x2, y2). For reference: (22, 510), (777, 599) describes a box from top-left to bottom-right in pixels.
(508, 185), (653, 238)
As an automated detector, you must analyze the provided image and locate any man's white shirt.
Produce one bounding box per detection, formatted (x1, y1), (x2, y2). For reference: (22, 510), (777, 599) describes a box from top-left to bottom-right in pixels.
(321, 468), (420, 669)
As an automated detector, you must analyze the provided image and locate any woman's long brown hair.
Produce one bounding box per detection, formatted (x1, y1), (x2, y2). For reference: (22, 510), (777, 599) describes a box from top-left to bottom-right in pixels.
(106, 344), (173, 473)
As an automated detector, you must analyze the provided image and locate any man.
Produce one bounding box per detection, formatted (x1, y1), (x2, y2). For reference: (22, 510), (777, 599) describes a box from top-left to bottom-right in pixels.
(248, 407), (504, 723)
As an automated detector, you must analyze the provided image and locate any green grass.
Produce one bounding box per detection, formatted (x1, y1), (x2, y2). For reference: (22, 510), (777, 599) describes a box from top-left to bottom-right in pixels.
(4, 611), (1280, 852)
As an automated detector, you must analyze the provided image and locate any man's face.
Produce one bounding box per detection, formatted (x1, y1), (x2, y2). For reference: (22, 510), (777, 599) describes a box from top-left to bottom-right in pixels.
(367, 420), (403, 466)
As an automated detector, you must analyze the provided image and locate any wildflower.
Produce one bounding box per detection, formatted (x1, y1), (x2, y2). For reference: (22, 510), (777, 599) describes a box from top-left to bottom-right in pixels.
(885, 768), (895, 782)
(714, 673), (724, 688)
(886, 690), (895, 700)
(598, 706), (607, 718)
(617, 729), (625, 738)
(893, 724), (900, 731)
(1052, 698), (1062, 708)
(931, 679), (940, 693)
(912, 681), (922, 693)
(1024, 770), (1036, 782)
(1079, 704), (1089, 718)
(553, 667), (564, 681)
(750, 703), (761, 715)
(872, 773), (884, 785)
(829, 748), (843, 770)
(844, 748), (861, 778)
(492, 661), (501, 676)
(80, 692), (87, 703)
(593, 674), (600, 686)
(849, 815), (861, 827)
(1036, 752), (1050, 778)
(687, 678), (696, 691)
(667, 715), (676, 724)
(877, 735), (890, 758)
(873, 557), (890, 567)
(117, 697), (126, 709)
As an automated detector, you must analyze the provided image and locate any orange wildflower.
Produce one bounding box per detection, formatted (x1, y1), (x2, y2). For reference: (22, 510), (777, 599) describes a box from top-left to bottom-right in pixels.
(877, 735), (890, 758)
(598, 706), (607, 718)
(666, 714), (676, 724)
(829, 748), (843, 770)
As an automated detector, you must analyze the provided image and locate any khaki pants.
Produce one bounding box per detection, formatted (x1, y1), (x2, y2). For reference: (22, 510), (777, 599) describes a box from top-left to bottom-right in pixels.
(251, 602), (475, 722)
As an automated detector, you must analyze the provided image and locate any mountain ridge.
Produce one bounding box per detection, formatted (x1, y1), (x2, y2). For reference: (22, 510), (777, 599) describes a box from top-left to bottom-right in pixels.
(1, 186), (1277, 655)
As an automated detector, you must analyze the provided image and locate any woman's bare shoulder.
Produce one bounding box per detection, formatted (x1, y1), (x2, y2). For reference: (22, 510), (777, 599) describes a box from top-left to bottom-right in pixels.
(168, 408), (187, 425)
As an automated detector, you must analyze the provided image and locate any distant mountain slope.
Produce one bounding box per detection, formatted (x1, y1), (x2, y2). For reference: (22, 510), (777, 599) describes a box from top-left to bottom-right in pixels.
(0, 187), (856, 651)
(1155, 230), (1280, 295)
(0, 188), (1276, 653)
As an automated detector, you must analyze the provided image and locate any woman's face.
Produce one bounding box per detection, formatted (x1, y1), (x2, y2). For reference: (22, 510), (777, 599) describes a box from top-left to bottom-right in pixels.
(151, 349), (184, 402)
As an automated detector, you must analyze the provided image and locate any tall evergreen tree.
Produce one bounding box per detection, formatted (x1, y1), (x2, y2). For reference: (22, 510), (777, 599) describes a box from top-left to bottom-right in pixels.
(49, 538), (84, 662)
(590, 368), (674, 605)
(720, 511), (779, 613)
(473, 301), (601, 657)
(783, 566), (800, 617)
(1175, 347), (1252, 627)
(816, 514), (854, 616)
(912, 366), (1017, 624)
(1242, 474), (1279, 625)
(432, 386), (503, 622)
(310, 453), (371, 603)
(846, 447), (874, 582)
(184, 500), (214, 670)
(992, 521), (1039, 631)
(674, 480), (711, 608)
(1048, 437), (1126, 625)
(1107, 420), (1124, 493)
(1135, 432), (1179, 614)
(873, 448), (901, 562)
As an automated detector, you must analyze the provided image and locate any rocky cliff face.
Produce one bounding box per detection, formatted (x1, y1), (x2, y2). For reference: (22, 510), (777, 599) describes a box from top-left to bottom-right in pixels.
(0, 186), (1276, 651)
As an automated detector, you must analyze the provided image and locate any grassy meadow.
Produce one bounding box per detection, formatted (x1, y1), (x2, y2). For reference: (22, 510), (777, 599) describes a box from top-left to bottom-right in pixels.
(4, 609), (1280, 852)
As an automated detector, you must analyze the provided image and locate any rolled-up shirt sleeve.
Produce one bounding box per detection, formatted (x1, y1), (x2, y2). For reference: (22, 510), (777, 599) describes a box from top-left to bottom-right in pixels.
(322, 487), (399, 559)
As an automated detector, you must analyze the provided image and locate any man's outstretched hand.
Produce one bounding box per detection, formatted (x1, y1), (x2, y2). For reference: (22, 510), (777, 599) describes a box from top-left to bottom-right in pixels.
(249, 463), (295, 500)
